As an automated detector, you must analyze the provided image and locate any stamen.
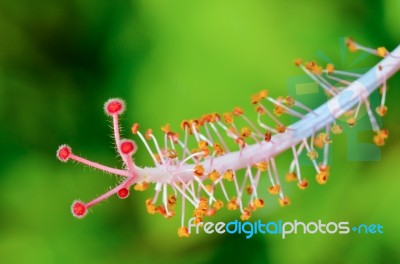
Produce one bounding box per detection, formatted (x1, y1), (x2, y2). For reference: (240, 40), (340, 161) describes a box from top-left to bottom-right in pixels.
(267, 97), (305, 118)
(299, 64), (337, 96)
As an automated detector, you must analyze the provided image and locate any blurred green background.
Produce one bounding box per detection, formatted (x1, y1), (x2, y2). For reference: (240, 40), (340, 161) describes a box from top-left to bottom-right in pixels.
(1, 0), (400, 263)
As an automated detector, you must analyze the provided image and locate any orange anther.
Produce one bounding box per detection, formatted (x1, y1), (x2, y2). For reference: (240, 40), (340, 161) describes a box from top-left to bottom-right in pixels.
(193, 164), (204, 177)
(268, 185), (280, 195)
(131, 123), (140, 134)
(161, 124), (170, 133)
(232, 107), (244, 116)
(145, 129), (153, 140)
(294, 58), (302, 66)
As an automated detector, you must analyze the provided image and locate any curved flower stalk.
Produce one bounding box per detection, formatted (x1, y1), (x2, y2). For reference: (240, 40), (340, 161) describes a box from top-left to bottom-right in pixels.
(57, 39), (400, 237)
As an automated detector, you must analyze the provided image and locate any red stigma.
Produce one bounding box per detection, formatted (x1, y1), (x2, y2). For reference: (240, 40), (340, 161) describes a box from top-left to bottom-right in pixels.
(72, 201), (87, 218)
(120, 140), (136, 155)
(117, 188), (129, 199)
(57, 145), (71, 162)
(105, 99), (125, 116)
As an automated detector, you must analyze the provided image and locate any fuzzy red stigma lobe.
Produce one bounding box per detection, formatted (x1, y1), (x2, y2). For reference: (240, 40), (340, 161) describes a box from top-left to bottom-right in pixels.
(57, 145), (71, 162)
(120, 140), (136, 155)
(105, 98), (125, 116)
(117, 188), (130, 199)
(72, 201), (87, 218)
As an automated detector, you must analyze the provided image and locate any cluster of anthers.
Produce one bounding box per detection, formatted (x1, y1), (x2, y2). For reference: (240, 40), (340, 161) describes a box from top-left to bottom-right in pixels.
(57, 38), (399, 237)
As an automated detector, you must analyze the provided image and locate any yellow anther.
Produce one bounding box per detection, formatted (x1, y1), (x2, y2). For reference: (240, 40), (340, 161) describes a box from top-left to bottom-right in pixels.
(297, 179), (309, 190)
(251, 90), (269, 104)
(305, 61), (317, 71)
(155, 206), (167, 216)
(194, 217), (203, 224)
(276, 125), (286, 135)
(201, 146), (210, 158)
(311, 65), (322, 75)
(284, 96), (295, 107)
(240, 208), (251, 221)
(168, 149), (178, 159)
(251, 94), (262, 105)
(241, 127), (252, 138)
(331, 124), (343, 134)
(258, 90), (268, 99)
(198, 116), (206, 126)
(223, 112), (233, 124)
(326, 63), (335, 74)
(227, 199), (238, 210)
(278, 196), (291, 207)
(319, 133), (330, 144)
(377, 47), (388, 58)
(276, 124), (286, 133)
(194, 208), (205, 218)
(210, 112), (221, 123)
(256, 161), (268, 171)
(213, 143), (224, 155)
(256, 106), (266, 114)
(246, 185), (253, 195)
(314, 133), (330, 149)
(168, 195), (177, 207)
(133, 182), (149, 191)
(198, 197), (208, 210)
(131, 123), (140, 134)
(286, 172), (297, 182)
(346, 38), (357, 52)
(373, 129), (389, 146)
(193, 164), (205, 177)
(378, 129), (389, 139)
(208, 170), (220, 181)
(198, 140), (208, 149)
(347, 117), (356, 127)
(268, 185), (280, 195)
(232, 107), (244, 116)
(314, 136), (324, 149)
(180, 120), (191, 131)
(273, 105), (285, 116)
(253, 198), (264, 209)
(373, 135), (385, 146)
(145, 199), (156, 214)
(375, 105), (388, 117)
(294, 58), (302, 66)
(223, 169), (234, 181)
(305, 61), (322, 75)
(145, 129), (153, 140)
(190, 120), (200, 133)
(213, 200), (224, 210)
(316, 171), (328, 184)
(178, 226), (190, 238)
(199, 114), (212, 126)
(307, 149), (319, 160)
(161, 124), (170, 133)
